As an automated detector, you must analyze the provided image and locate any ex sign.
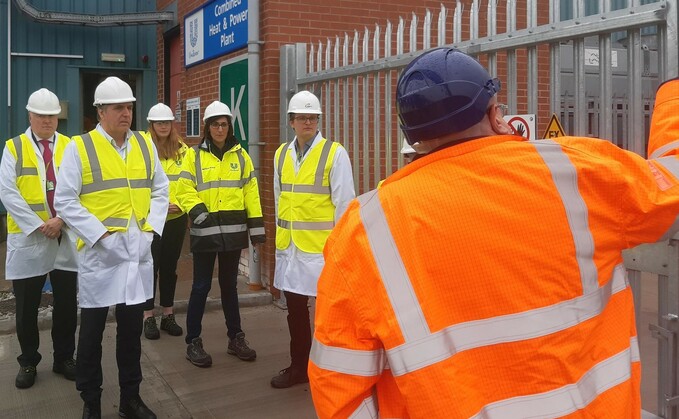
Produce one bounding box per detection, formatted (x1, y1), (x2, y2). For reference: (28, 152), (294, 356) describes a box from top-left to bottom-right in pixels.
(542, 114), (566, 139)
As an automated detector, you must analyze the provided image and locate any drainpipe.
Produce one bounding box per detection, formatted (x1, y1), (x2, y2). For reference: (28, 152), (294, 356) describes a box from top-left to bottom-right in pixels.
(7, 0), (11, 134)
(13, 0), (173, 26)
(247, 0), (264, 289)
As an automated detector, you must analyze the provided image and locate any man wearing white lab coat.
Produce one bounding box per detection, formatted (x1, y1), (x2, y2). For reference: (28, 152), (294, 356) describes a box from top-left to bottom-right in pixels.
(271, 91), (355, 389)
(54, 77), (168, 419)
(0, 88), (78, 389)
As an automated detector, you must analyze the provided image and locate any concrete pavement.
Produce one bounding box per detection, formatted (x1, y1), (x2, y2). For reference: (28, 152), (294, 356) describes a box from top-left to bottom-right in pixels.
(0, 303), (317, 418)
(0, 237), (318, 418)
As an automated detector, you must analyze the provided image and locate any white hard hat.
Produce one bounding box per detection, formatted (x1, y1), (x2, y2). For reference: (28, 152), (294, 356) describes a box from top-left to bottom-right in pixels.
(203, 101), (232, 122)
(26, 88), (61, 115)
(287, 90), (322, 115)
(400, 138), (415, 155)
(93, 76), (136, 106)
(147, 103), (174, 122)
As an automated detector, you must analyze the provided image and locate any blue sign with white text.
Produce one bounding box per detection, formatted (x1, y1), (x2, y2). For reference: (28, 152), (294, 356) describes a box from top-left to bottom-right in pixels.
(185, 0), (249, 67)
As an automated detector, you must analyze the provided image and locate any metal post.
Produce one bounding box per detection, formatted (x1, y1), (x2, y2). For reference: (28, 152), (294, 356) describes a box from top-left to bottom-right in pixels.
(247, 0), (262, 289)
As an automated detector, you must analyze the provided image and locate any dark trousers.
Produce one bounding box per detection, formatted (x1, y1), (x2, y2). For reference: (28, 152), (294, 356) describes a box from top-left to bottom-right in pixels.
(186, 250), (242, 343)
(13, 269), (77, 367)
(284, 291), (312, 373)
(144, 214), (187, 310)
(76, 303), (144, 404)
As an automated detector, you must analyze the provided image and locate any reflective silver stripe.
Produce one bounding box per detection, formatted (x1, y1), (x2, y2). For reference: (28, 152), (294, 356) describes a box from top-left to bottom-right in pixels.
(249, 226), (265, 236)
(277, 218), (334, 230)
(653, 155), (679, 179)
(470, 346), (633, 418)
(19, 167), (38, 176)
(80, 179), (129, 194)
(194, 147), (247, 191)
(130, 132), (151, 179)
(81, 133), (103, 183)
(387, 264), (628, 376)
(102, 217), (128, 228)
(193, 145), (204, 185)
(12, 136), (24, 177)
(80, 132), (152, 195)
(139, 217), (146, 226)
(190, 224), (248, 236)
(348, 395), (378, 419)
(196, 179), (243, 192)
(179, 170), (194, 181)
(358, 189), (430, 342)
(277, 142), (290, 192)
(236, 147), (245, 182)
(278, 139), (333, 195)
(315, 139), (333, 186)
(241, 172), (253, 187)
(649, 140), (679, 159)
(533, 140), (598, 295)
(310, 338), (386, 377)
(28, 203), (46, 211)
(311, 265), (628, 378)
(129, 179), (151, 189)
(280, 184), (331, 194)
(630, 336), (640, 362)
(166, 174), (181, 181)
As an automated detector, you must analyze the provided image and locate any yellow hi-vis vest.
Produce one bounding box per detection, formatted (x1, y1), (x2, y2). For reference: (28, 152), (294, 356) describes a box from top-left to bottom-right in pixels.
(72, 130), (155, 249)
(275, 138), (339, 254)
(160, 141), (189, 221)
(4, 133), (71, 234)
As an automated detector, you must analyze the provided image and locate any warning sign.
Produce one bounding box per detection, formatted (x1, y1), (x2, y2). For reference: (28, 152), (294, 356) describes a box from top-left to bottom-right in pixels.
(504, 114), (535, 141)
(542, 114), (566, 139)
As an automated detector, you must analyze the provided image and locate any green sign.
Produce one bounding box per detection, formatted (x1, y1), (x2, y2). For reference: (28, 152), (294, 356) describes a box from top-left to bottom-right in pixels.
(219, 56), (249, 151)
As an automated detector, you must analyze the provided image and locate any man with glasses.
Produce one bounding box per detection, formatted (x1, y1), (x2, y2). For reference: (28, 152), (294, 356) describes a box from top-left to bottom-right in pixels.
(271, 90), (355, 389)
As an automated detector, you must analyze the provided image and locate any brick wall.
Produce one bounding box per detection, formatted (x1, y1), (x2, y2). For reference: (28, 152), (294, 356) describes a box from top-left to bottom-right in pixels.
(156, 0), (552, 287)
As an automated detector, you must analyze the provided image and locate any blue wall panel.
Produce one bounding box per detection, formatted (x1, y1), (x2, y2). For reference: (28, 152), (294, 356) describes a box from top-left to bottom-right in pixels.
(4, 0), (159, 137)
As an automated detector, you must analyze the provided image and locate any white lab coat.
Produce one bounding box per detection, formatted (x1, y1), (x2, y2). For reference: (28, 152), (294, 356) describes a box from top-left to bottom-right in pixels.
(54, 126), (169, 308)
(273, 132), (355, 297)
(0, 128), (78, 280)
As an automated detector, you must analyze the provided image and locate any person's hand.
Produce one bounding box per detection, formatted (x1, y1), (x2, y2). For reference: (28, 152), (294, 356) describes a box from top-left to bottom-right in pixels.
(168, 203), (182, 214)
(38, 217), (64, 239)
(97, 231), (111, 244)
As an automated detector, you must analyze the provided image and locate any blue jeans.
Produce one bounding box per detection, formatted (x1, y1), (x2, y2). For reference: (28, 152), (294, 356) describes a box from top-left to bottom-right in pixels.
(185, 250), (243, 343)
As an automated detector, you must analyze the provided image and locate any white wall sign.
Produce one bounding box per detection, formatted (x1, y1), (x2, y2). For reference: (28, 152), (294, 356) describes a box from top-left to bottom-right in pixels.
(186, 97), (201, 137)
(504, 114), (536, 141)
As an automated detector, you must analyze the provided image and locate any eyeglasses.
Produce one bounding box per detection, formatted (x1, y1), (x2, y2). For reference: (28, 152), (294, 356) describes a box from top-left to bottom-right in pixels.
(210, 122), (229, 129)
(293, 115), (319, 123)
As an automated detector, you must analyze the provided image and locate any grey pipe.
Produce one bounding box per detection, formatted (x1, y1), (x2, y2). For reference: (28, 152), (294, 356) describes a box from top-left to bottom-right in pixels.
(13, 0), (173, 26)
(248, 0), (264, 288)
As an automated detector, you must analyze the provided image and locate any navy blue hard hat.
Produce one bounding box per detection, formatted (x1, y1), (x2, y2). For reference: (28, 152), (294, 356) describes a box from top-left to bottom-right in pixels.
(396, 48), (501, 144)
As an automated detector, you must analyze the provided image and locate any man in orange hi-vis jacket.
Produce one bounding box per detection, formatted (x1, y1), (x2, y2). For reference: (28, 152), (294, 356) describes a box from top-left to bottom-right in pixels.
(309, 47), (679, 418)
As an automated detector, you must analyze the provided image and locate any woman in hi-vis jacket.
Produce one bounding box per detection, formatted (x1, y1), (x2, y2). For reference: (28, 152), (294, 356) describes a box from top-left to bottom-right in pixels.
(175, 100), (265, 368)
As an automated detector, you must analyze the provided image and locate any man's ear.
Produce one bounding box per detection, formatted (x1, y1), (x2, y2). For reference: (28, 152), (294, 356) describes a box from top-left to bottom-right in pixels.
(490, 105), (514, 135)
